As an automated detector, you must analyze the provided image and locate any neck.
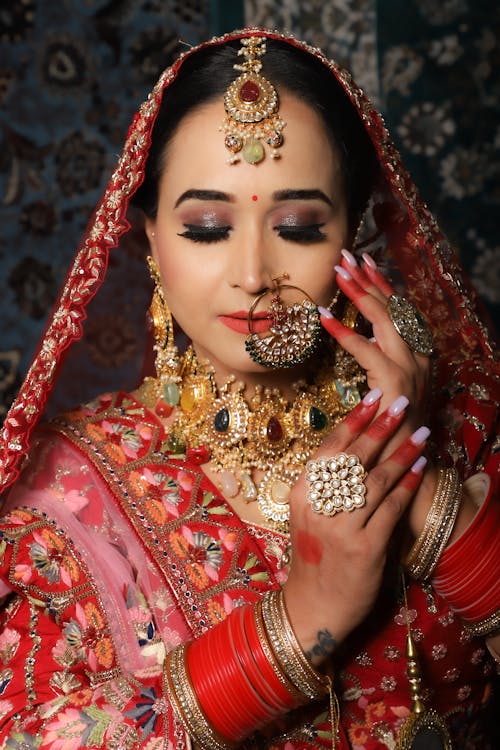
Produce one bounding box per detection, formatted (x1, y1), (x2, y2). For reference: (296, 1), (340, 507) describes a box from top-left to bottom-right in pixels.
(191, 345), (325, 402)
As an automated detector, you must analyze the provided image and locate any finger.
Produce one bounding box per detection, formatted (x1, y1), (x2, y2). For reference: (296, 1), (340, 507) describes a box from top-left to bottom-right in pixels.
(340, 249), (386, 304)
(317, 395), (410, 476)
(319, 309), (402, 377)
(318, 387), (383, 453)
(361, 253), (395, 297)
(359, 426), (430, 521)
(367, 456), (427, 539)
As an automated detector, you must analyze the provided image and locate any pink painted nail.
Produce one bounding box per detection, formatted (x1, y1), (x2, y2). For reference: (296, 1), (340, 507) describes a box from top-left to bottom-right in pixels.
(388, 395), (409, 416)
(362, 253), (377, 269)
(410, 456), (428, 474)
(335, 265), (352, 281)
(362, 387), (382, 405)
(341, 248), (358, 267)
(318, 305), (334, 319)
(410, 426), (431, 445)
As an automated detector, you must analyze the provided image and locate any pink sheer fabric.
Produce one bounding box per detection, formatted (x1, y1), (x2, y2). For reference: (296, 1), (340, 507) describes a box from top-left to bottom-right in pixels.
(3, 429), (190, 676)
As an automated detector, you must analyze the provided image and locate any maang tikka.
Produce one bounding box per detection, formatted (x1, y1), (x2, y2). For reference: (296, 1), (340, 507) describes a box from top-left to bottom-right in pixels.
(245, 274), (322, 368)
(222, 36), (285, 164)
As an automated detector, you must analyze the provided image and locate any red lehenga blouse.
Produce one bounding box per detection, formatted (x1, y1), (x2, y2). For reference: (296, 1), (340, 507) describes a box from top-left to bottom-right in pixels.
(0, 27), (498, 750)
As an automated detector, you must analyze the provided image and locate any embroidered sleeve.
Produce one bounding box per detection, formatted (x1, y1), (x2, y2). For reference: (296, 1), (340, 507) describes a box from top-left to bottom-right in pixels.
(435, 359), (499, 488)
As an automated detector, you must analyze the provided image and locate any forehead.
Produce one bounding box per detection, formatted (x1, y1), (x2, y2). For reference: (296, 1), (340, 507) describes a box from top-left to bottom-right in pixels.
(158, 94), (343, 199)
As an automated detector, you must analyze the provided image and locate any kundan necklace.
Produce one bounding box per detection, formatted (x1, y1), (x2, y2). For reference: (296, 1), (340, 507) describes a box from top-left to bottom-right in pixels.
(138, 345), (365, 533)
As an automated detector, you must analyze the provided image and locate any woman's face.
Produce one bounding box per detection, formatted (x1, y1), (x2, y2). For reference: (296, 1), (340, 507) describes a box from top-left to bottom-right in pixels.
(146, 93), (350, 384)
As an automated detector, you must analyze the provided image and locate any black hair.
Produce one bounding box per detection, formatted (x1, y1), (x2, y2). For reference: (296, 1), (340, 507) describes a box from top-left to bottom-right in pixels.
(132, 38), (380, 230)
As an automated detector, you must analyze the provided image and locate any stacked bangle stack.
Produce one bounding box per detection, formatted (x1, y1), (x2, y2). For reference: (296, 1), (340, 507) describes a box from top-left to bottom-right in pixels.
(164, 589), (333, 749)
(405, 465), (499, 638)
(405, 467), (462, 581)
(431, 485), (500, 638)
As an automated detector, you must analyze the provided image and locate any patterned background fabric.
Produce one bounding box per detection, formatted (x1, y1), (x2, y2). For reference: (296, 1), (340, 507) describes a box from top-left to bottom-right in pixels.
(0, 0), (498, 418)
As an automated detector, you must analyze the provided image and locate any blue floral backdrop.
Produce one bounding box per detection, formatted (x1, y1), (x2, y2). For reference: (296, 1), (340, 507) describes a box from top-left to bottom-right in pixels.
(1, 0), (498, 418)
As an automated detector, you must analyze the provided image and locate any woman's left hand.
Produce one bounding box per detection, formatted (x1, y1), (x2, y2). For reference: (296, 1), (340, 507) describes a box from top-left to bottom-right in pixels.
(319, 249), (433, 534)
(320, 249), (431, 451)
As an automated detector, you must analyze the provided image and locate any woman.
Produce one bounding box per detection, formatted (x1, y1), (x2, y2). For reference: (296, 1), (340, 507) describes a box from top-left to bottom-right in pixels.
(0, 28), (498, 750)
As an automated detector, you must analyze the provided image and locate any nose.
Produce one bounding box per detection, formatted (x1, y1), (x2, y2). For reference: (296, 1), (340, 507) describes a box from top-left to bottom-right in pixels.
(228, 226), (273, 295)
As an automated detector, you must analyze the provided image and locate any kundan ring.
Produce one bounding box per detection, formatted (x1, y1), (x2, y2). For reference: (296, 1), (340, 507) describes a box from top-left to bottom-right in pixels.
(387, 294), (434, 356)
(306, 453), (367, 515)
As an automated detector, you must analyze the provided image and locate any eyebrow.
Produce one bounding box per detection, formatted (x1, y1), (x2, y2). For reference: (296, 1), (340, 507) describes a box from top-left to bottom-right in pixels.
(174, 188), (334, 208)
(272, 189), (333, 206)
(174, 189), (234, 207)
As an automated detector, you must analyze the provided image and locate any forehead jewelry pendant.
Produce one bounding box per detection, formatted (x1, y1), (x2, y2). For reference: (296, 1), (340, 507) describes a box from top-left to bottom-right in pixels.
(222, 36), (285, 165)
(245, 273), (322, 368)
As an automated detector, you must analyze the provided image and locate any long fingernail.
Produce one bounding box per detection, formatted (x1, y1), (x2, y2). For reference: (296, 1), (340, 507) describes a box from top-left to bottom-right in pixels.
(388, 395), (409, 416)
(362, 253), (377, 269)
(318, 305), (334, 319)
(410, 426), (431, 445)
(341, 249), (358, 267)
(410, 456), (427, 474)
(362, 387), (382, 405)
(335, 265), (352, 281)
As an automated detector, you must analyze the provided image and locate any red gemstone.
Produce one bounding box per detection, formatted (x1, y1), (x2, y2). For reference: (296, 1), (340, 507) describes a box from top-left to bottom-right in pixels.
(187, 445), (211, 465)
(155, 400), (173, 418)
(239, 80), (260, 103)
(267, 417), (283, 442)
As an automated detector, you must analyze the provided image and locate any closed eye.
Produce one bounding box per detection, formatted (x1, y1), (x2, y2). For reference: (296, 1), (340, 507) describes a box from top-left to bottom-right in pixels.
(274, 223), (327, 244)
(178, 224), (231, 243)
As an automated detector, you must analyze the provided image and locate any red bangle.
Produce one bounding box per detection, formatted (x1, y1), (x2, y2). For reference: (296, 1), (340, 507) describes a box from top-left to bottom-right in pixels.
(236, 605), (293, 712)
(432, 487), (500, 625)
(187, 605), (300, 742)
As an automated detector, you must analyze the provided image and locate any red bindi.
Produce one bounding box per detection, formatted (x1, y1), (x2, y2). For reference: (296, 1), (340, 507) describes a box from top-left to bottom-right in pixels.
(251, 195), (258, 201)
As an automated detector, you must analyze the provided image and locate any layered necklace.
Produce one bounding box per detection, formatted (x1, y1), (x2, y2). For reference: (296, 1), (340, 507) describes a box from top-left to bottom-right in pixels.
(138, 345), (365, 534)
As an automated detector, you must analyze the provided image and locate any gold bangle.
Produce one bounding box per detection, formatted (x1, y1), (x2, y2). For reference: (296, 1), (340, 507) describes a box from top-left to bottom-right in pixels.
(405, 468), (462, 581)
(261, 589), (330, 700)
(253, 599), (305, 703)
(463, 609), (500, 638)
(164, 644), (236, 750)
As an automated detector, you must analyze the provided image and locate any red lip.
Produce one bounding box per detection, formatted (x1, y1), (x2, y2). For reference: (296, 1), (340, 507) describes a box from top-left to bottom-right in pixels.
(219, 310), (271, 334)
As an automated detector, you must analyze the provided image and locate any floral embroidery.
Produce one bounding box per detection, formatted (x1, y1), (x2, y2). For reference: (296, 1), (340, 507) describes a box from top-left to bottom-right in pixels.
(0, 627), (20, 663)
(431, 643), (447, 660)
(130, 468), (184, 525)
(125, 687), (165, 739)
(383, 645), (401, 662)
(0, 668), (13, 696)
(62, 602), (114, 671)
(380, 676), (397, 692)
(28, 529), (79, 586)
(3, 732), (42, 749)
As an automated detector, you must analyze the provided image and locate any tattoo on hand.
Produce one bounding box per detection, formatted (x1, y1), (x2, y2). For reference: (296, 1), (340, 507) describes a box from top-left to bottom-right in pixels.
(305, 629), (337, 662)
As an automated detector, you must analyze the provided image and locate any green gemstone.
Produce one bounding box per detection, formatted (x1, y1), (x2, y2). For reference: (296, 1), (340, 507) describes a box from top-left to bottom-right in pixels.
(167, 434), (185, 454)
(163, 381), (180, 406)
(242, 138), (265, 164)
(309, 406), (327, 431)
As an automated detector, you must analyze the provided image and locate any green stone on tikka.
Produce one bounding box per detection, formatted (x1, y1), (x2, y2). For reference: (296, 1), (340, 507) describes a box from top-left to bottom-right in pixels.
(242, 138), (265, 164)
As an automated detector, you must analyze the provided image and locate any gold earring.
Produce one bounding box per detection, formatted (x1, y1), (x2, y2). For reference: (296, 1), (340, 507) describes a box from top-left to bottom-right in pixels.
(245, 273), (322, 368)
(146, 256), (181, 411)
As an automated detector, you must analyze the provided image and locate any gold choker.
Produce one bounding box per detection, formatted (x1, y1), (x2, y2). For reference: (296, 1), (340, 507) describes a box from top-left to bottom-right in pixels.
(138, 347), (365, 533)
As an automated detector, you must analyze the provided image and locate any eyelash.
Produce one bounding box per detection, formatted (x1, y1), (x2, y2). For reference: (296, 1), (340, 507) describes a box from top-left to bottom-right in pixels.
(178, 224), (231, 243)
(275, 224), (327, 244)
(177, 223), (327, 245)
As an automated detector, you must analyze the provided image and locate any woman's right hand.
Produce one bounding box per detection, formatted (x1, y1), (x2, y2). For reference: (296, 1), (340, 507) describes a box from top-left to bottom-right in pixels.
(283, 389), (429, 665)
